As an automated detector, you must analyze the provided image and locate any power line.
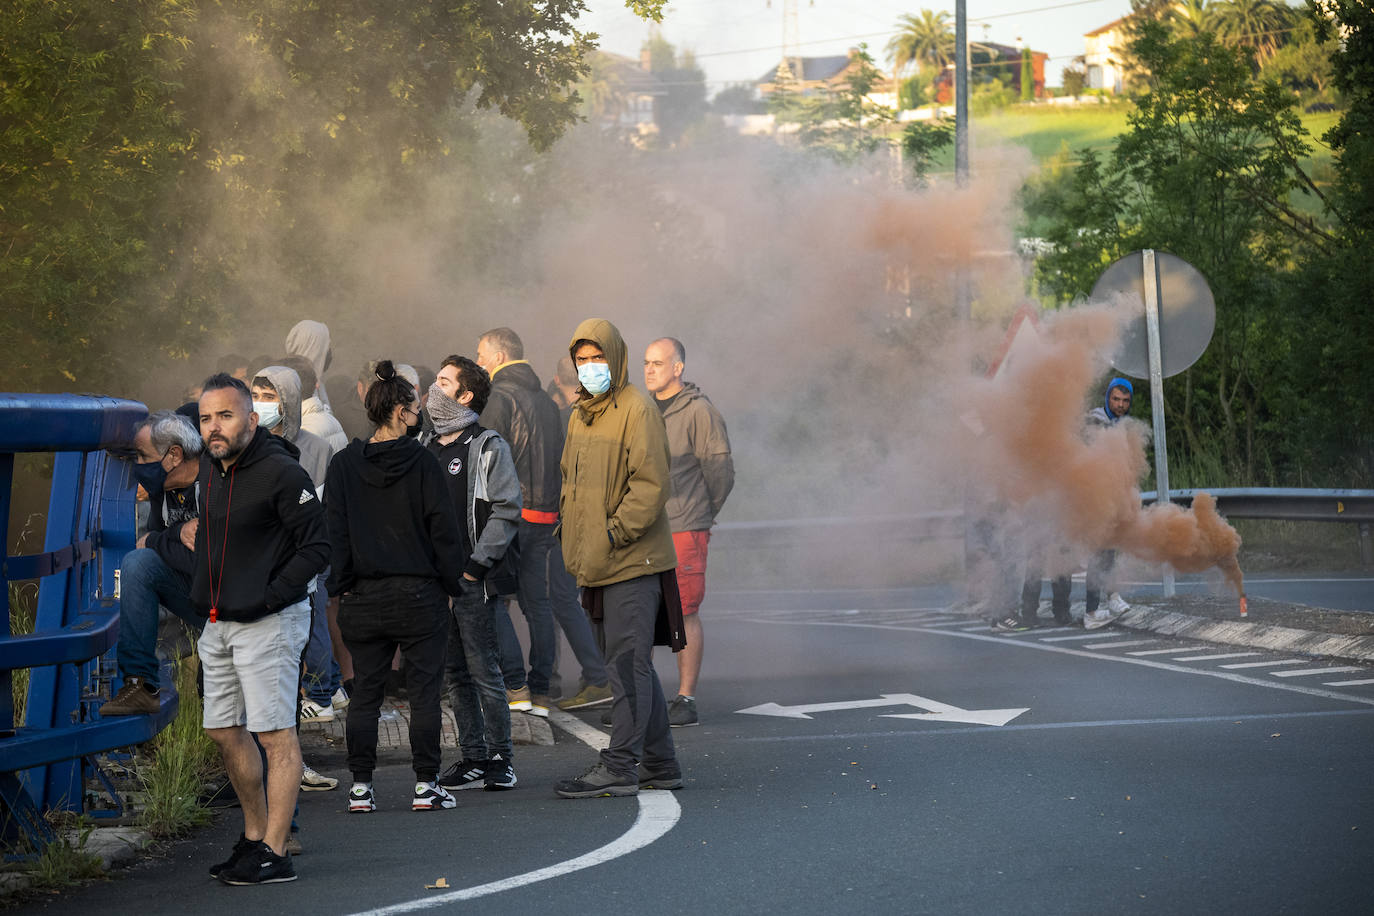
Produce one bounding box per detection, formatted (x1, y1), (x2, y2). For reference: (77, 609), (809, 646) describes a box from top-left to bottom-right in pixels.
(691, 0), (1116, 59)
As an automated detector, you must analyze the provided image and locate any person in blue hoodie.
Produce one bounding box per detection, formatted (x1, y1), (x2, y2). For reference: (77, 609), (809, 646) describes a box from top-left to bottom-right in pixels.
(993, 378), (1136, 632)
(1075, 377), (1135, 628)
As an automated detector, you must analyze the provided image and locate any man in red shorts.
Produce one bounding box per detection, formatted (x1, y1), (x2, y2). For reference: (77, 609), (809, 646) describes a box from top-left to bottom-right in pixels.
(643, 337), (734, 727)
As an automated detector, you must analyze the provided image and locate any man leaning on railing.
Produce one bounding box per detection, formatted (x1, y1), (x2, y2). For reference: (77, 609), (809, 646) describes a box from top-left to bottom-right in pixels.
(100, 408), (205, 716)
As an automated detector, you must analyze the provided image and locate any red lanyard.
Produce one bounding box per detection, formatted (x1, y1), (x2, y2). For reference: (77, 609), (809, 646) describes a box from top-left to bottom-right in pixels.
(206, 465), (236, 623)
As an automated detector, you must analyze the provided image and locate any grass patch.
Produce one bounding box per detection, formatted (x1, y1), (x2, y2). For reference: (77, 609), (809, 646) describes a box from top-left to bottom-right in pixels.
(136, 655), (221, 838)
(7, 582), (37, 728)
(18, 816), (106, 890)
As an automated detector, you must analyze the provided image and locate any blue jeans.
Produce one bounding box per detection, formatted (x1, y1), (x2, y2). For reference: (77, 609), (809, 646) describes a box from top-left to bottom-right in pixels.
(117, 548), (202, 689)
(447, 585), (512, 762)
(497, 520), (607, 693)
(301, 572), (341, 704)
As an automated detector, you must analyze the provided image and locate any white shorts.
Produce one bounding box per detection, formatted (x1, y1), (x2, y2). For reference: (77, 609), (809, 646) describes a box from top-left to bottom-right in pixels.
(198, 599), (310, 732)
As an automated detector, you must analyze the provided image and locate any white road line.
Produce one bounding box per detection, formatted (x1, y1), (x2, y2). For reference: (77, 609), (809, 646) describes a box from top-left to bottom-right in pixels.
(733, 618), (1374, 708)
(347, 710), (680, 915)
(1170, 652), (1262, 662)
(1220, 659), (1308, 669)
(1084, 640), (1158, 650)
(1128, 647), (1207, 656)
(921, 620), (976, 628)
(959, 625), (990, 632)
(1325, 679), (1374, 687)
(1272, 666), (1366, 678)
(1040, 633), (1113, 642)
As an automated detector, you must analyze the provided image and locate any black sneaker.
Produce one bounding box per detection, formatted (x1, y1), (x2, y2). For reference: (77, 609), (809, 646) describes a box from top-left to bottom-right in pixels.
(991, 615), (1034, 632)
(217, 841), (297, 885)
(638, 763), (684, 790)
(555, 762), (638, 799)
(437, 758), (487, 791)
(668, 695), (698, 727)
(483, 754), (517, 791)
(208, 833), (255, 879)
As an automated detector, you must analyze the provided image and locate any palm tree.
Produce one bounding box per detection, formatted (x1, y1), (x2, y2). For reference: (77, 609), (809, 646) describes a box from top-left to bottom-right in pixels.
(1169, 0), (1217, 37)
(886, 10), (955, 79)
(1210, 0), (1295, 61)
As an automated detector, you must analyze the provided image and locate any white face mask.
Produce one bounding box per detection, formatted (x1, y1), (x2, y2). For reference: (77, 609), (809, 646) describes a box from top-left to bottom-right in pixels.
(253, 400), (282, 429)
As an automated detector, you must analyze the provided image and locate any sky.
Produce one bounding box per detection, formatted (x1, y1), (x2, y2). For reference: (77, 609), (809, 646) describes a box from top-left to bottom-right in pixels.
(576, 0), (1139, 90)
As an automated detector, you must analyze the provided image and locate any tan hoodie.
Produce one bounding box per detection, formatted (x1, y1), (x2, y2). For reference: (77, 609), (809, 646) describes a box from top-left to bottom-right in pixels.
(558, 319), (677, 587)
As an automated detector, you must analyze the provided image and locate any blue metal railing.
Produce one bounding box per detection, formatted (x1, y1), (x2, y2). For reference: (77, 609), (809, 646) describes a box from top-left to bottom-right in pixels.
(0, 394), (178, 849)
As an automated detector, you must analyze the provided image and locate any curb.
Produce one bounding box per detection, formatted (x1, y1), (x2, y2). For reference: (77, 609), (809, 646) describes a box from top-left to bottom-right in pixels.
(0, 826), (151, 900)
(1116, 606), (1374, 664)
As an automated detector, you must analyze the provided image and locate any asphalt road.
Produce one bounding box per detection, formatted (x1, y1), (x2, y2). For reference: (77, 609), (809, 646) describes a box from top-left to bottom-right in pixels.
(34, 583), (1374, 915)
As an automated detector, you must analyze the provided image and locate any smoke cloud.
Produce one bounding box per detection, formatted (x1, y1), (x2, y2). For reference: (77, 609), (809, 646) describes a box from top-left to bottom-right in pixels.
(125, 37), (1239, 596)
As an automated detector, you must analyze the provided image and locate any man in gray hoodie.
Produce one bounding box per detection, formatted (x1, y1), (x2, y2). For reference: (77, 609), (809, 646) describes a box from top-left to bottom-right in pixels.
(643, 337), (734, 728)
(250, 366), (343, 731)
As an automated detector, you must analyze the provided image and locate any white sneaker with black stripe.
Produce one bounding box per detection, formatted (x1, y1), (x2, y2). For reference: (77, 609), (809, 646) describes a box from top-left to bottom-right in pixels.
(412, 781), (457, 811)
(348, 782), (375, 813)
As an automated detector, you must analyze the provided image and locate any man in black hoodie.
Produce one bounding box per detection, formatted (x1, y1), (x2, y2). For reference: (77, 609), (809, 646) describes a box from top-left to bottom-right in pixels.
(192, 374), (329, 885)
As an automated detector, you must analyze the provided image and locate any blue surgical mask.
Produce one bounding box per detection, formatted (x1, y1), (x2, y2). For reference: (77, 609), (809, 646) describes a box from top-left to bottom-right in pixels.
(577, 362), (613, 396)
(253, 400), (282, 429)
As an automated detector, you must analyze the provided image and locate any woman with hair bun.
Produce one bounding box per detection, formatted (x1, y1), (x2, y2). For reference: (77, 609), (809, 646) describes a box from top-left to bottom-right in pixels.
(323, 360), (466, 813)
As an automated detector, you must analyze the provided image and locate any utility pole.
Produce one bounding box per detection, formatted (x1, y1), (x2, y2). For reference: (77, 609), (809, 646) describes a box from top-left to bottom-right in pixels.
(768, 0), (806, 87)
(955, 0), (968, 186)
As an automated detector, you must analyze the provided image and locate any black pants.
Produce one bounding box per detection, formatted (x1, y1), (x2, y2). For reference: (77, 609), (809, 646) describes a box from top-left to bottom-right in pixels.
(1021, 573), (1072, 623)
(596, 575), (676, 778)
(338, 576), (449, 783)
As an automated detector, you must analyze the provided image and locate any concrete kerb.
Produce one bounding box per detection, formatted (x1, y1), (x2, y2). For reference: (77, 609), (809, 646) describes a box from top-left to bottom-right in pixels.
(0, 826), (150, 899)
(1116, 606), (1374, 664)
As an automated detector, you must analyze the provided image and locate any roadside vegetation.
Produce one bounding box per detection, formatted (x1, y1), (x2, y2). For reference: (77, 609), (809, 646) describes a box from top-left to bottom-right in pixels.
(135, 657), (221, 838)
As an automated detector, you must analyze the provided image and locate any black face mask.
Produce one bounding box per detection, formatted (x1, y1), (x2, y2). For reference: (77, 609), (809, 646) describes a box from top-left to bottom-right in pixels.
(404, 420), (423, 438)
(132, 452), (169, 496)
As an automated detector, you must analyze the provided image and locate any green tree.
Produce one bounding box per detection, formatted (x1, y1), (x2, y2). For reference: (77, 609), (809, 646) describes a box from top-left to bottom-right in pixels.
(886, 10), (954, 82)
(643, 36), (708, 144)
(1025, 23), (1322, 479)
(1262, 15), (1337, 96)
(772, 45), (895, 164)
(1062, 65), (1088, 98)
(1021, 48), (1034, 100)
(0, 0), (198, 390)
(1282, 0), (1374, 479)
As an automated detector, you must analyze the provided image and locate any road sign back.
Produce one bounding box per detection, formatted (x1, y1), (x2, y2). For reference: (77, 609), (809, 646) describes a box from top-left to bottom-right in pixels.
(1091, 250), (1215, 379)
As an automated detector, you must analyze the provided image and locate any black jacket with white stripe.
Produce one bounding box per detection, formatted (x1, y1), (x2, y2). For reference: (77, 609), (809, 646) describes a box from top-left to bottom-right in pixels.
(190, 427), (330, 623)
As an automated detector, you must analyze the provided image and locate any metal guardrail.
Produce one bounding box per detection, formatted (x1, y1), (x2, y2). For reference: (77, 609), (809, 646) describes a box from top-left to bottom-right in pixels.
(714, 488), (1374, 566)
(0, 394), (177, 849)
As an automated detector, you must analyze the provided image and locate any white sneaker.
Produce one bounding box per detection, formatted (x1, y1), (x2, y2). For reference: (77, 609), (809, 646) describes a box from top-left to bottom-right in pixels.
(348, 783), (375, 813)
(1106, 593), (1131, 615)
(331, 687), (350, 711)
(301, 763), (338, 792)
(300, 698), (334, 723)
(1083, 609), (1113, 630)
(412, 781), (457, 811)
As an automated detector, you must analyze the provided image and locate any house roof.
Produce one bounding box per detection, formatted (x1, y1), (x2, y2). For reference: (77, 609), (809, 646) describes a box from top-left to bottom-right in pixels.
(755, 54), (854, 85)
(596, 51), (668, 95)
(1084, 16), (1130, 37)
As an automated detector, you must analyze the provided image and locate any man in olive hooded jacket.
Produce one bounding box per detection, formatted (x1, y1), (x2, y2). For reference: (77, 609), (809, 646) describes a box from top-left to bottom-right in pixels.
(554, 318), (683, 798)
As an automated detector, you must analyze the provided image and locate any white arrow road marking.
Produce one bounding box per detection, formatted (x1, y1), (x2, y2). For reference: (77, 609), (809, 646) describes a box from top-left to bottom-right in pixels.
(348, 710), (680, 915)
(736, 693), (1029, 726)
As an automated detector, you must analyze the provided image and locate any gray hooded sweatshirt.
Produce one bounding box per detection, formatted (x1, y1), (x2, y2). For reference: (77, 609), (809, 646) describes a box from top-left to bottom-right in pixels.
(255, 365), (333, 493)
(285, 319), (333, 407)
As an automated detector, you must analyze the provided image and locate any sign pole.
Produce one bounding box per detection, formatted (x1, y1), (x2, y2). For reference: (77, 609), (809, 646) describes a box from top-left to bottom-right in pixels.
(1142, 249), (1175, 598)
